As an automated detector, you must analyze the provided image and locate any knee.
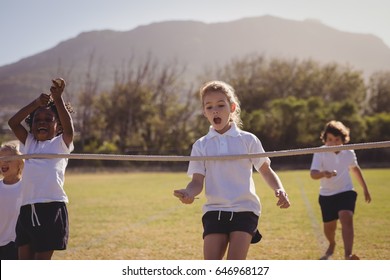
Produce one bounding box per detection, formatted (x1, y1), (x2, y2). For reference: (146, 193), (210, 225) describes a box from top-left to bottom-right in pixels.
(339, 210), (353, 226)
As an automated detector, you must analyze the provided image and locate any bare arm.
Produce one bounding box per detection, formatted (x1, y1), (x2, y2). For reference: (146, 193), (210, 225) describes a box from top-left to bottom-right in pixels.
(259, 162), (290, 208)
(8, 94), (50, 144)
(310, 169), (337, 179)
(350, 166), (371, 203)
(174, 173), (204, 204)
(51, 79), (74, 147)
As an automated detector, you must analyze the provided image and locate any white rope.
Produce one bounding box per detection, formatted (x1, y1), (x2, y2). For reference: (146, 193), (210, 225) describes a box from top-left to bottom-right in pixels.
(1, 141), (389, 162)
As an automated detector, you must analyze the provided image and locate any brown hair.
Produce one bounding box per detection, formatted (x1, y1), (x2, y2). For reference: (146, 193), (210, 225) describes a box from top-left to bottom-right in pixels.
(320, 120), (350, 144)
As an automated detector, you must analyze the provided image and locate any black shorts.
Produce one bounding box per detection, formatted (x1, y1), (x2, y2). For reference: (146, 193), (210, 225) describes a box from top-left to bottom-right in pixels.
(319, 190), (357, 222)
(202, 211), (262, 243)
(15, 202), (69, 252)
(0, 241), (18, 260)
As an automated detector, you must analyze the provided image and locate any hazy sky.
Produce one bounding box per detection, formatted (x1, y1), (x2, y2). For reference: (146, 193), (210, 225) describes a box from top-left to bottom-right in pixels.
(1, 0), (389, 66)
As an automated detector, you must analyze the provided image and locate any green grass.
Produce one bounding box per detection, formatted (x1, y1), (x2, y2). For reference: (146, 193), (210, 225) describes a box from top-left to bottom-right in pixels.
(53, 169), (390, 260)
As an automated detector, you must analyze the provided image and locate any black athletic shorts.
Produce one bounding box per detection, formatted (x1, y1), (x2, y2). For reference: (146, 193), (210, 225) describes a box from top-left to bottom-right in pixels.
(0, 241), (18, 260)
(319, 190), (357, 222)
(202, 211), (262, 244)
(15, 202), (69, 252)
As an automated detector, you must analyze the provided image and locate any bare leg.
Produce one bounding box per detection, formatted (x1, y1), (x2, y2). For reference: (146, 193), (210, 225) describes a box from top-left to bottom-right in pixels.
(19, 245), (54, 260)
(320, 220), (337, 260)
(35, 250), (54, 260)
(18, 244), (34, 260)
(226, 231), (252, 260)
(203, 233), (229, 260)
(339, 210), (358, 259)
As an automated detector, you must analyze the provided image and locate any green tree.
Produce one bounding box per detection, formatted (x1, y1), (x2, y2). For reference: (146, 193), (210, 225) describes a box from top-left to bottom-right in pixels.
(364, 113), (390, 141)
(92, 57), (196, 158)
(212, 55), (369, 148)
(76, 53), (103, 152)
(367, 71), (390, 114)
(327, 100), (367, 143)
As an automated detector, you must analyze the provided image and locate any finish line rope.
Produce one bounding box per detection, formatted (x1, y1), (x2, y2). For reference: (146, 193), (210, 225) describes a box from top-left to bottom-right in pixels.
(1, 141), (389, 162)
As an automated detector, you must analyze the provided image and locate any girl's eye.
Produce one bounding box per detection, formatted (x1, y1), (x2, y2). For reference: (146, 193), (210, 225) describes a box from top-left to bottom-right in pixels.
(34, 118), (55, 123)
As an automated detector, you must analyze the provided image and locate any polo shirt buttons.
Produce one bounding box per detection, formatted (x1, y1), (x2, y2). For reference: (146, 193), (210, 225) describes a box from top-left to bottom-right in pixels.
(219, 136), (228, 154)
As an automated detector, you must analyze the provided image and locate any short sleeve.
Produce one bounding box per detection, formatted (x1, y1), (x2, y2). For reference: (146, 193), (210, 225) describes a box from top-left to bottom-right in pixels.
(248, 135), (270, 171)
(187, 141), (206, 177)
(310, 153), (322, 171)
(349, 150), (359, 167)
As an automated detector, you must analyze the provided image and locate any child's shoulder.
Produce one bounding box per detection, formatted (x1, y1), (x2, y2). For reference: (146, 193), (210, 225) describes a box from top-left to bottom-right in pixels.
(237, 129), (261, 142)
(238, 128), (256, 137)
(193, 134), (209, 146)
(343, 149), (357, 158)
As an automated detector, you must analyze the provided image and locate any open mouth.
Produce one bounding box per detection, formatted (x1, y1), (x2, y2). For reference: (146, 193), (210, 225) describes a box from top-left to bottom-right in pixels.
(1, 166), (9, 173)
(213, 117), (222, 125)
(38, 127), (48, 133)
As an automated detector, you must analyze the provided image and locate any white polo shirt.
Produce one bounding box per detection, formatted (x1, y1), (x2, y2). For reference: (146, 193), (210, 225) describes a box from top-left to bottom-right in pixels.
(19, 133), (74, 205)
(310, 147), (358, 196)
(0, 179), (22, 246)
(188, 123), (270, 216)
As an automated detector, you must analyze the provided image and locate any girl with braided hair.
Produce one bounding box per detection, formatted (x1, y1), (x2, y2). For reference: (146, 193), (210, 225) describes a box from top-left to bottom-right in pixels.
(8, 78), (74, 260)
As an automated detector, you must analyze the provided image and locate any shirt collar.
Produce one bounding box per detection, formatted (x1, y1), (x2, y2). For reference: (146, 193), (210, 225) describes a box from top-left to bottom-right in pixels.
(321, 145), (347, 154)
(205, 122), (241, 139)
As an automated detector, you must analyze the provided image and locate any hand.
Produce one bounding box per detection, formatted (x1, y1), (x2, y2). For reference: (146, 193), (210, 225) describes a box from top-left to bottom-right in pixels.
(275, 189), (290, 209)
(323, 170), (337, 178)
(36, 93), (51, 107)
(174, 189), (195, 204)
(50, 78), (66, 100)
(364, 190), (372, 203)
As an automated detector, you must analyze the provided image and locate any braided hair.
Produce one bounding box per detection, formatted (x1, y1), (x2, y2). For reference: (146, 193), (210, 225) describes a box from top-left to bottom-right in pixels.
(25, 99), (74, 136)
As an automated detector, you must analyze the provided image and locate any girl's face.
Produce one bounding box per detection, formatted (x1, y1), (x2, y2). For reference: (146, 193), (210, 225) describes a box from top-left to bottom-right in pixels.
(324, 133), (343, 146)
(0, 150), (21, 181)
(202, 91), (236, 134)
(31, 107), (59, 141)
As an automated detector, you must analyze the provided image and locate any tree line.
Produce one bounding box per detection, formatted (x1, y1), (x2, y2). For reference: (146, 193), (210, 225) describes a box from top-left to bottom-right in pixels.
(2, 55), (389, 168)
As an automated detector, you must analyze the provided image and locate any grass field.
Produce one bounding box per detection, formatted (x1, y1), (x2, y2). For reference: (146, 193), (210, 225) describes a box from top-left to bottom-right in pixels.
(53, 169), (390, 260)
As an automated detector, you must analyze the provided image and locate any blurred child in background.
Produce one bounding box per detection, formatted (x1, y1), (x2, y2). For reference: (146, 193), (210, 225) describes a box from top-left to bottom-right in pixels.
(0, 144), (24, 260)
(310, 120), (371, 260)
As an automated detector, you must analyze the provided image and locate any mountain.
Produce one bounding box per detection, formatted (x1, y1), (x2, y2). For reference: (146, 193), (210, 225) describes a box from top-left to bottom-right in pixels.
(1, 15), (390, 108)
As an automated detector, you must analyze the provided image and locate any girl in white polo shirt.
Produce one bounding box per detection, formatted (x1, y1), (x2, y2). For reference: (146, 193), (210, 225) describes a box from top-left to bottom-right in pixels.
(0, 144), (24, 260)
(310, 120), (371, 260)
(8, 78), (74, 260)
(174, 80), (290, 260)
